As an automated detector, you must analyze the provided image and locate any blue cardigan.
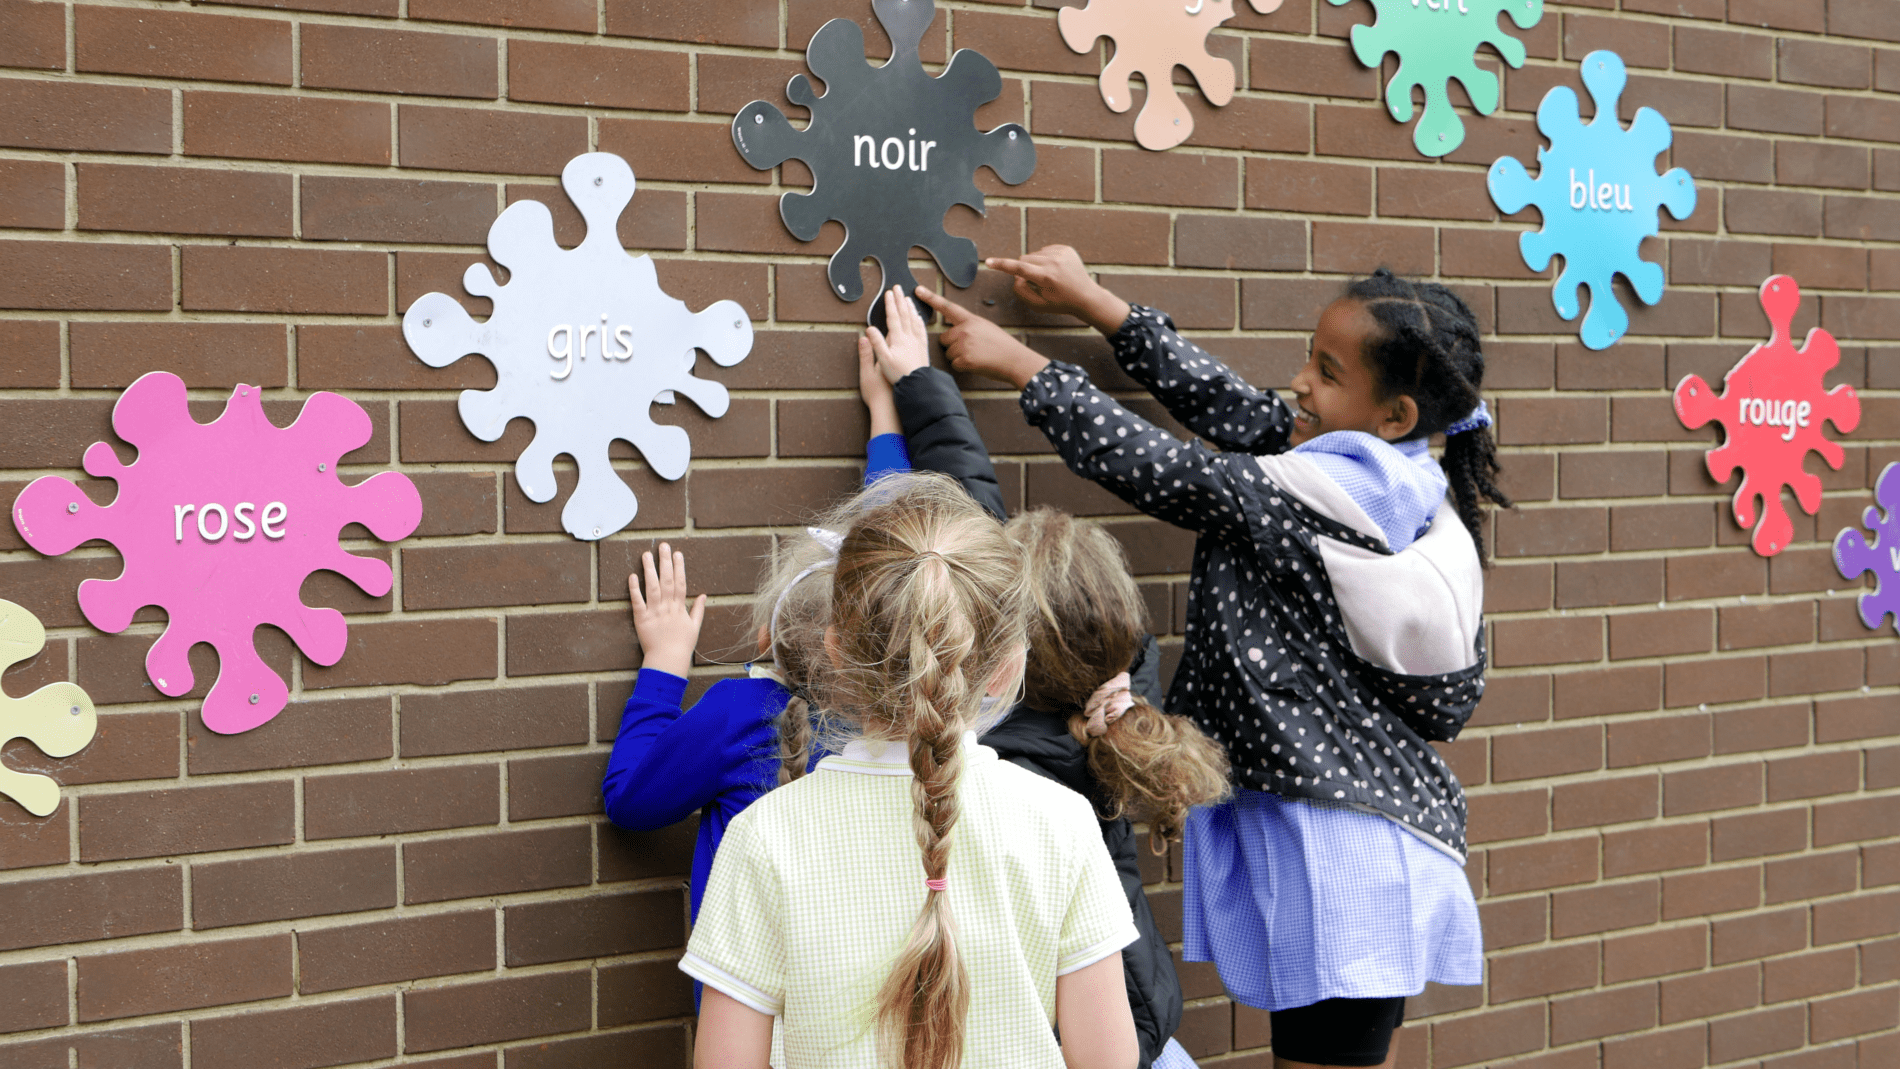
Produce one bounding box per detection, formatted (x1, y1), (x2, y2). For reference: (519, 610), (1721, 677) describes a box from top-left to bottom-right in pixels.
(601, 669), (791, 921)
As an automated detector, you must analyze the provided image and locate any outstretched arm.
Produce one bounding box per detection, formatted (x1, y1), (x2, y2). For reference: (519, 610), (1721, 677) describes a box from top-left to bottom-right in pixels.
(984, 247), (1294, 454)
(866, 286), (1009, 520)
(601, 546), (742, 831)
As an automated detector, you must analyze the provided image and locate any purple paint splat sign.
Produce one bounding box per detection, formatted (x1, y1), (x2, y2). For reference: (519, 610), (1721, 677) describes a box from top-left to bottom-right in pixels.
(1835, 461), (1900, 637)
(11, 372), (422, 734)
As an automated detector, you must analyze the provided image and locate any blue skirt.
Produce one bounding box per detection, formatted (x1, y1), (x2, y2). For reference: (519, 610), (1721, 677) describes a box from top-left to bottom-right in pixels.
(1181, 789), (1483, 1012)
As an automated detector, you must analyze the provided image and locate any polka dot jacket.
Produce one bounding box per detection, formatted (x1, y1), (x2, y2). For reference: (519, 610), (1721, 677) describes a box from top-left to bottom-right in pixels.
(1019, 307), (1486, 859)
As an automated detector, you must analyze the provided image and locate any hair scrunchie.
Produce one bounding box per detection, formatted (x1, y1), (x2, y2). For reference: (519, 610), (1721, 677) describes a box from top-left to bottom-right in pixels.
(1445, 399), (1492, 436)
(1082, 672), (1135, 737)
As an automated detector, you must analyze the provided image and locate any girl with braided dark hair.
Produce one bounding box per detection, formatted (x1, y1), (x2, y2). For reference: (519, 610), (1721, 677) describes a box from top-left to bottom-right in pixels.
(917, 249), (1509, 1069)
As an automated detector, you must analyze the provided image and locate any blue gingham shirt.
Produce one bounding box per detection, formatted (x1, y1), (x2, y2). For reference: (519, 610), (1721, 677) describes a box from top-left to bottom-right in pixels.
(1290, 433), (1446, 552)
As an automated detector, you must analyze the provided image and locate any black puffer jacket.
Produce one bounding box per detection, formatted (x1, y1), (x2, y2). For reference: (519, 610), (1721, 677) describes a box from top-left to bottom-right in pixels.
(892, 365), (1008, 521)
(980, 636), (1182, 1069)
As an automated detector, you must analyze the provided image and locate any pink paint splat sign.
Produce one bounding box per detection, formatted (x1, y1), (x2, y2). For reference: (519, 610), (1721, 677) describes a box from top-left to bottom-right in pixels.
(1673, 275), (1860, 557)
(11, 372), (422, 734)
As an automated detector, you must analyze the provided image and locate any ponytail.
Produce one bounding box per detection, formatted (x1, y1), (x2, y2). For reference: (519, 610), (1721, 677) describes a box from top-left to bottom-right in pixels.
(1008, 508), (1231, 848)
(819, 474), (1027, 1069)
(1070, 697), (1230, 851)
(1345, 268), (1514, 564)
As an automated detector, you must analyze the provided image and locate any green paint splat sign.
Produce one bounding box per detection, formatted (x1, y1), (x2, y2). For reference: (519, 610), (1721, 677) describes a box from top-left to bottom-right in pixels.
(1325, 0), (1543, 158)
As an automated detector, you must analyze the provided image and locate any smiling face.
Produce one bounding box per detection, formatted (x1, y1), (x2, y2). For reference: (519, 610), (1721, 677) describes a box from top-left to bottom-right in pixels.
(1287, 298), (1416, 447)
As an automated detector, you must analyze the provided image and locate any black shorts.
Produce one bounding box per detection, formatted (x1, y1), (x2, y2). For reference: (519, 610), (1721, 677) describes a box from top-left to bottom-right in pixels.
(1268, 996), (1406, 1067)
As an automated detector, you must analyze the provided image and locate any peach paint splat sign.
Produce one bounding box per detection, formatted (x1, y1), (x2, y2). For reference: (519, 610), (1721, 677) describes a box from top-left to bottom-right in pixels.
(11, 372), (421, 734)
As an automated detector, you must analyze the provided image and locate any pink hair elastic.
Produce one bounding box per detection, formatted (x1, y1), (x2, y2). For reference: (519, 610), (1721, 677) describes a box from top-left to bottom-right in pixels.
(924, 878), (948, 893)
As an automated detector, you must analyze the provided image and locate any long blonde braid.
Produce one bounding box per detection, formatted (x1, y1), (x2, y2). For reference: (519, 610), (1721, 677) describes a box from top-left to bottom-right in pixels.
(820, 474), (1027, 1069)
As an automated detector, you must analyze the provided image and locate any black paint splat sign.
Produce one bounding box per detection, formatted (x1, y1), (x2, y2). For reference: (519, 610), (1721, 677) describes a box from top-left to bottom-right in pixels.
(731, 0), (1036, 327)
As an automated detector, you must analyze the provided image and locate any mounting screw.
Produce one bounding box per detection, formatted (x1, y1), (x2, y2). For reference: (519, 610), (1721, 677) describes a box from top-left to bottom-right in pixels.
(754, 113), (764, 124)
(1009, 129), (1018, 139)
(734, 320), (744, 330)
(837, 284), (848, 294)
(1438, 133), (1446, 141)
(594, 176), (603, 186)
(67, 501), (79, 514)
(249, 693), (260, 704)
(1173, 118), (1181, 126)
(69, 705), (80, 717)
(318, 462), (327, 472)
(593, 527), (603, 538)
(422, 318), (432, 328)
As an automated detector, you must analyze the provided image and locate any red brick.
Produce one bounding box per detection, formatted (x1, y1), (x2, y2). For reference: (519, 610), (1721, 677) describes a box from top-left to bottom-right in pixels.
(1665, 762), (1763, 815)
(509, 751), (608, 821)
(1467, 787), (1548, 844)
(0, 159), (61, 230)
(0, 0), (64, 71)
(412, 0), (595, 31)
(1552, 878), (1661, 937)
(302, 24), (495, 98)
(399, 105), (589, 176)
(0, 866), (181, 951)
(508, 39), (686, 110)
(300, 176), (496, 245)
(1664, 865), (1761, 918)
(402, 824), (591, 904)
(0, 241), (172, 312)
(0, 960), (68, 1035)
(305, 765), (498, 840)
(77, 164), (291, 239)
(79, 781), (293, 862)
(191, 845), (394, 930)
(1605, 925), (1707, 983)
(1602, 1024), (1707, 1069)
(1429, 1002), (1545, 1067)
(77, 7), (290, 85)
(1666, 655), (1767, 708)
(1661, 961), (1761, 1024)
(76, 934), (290, 1022)
(401, 684), (587, 757)
(1607, 822), (1709, 877)
(1025, 206), (1171, 267)
(1765, 946), (1858, 1003)
(404, 970), (590, 1053)
(1553, 774), (1658, 830)
(604, 0), (777, 47)
(1493, 616), (1602, 667)
(192, 996), (396, 1069)
(1812, 987), (1899, 1042)
(1815, 795), (1900, 847)
(296, 911), (492, 996)
(301, 617), (497, 690)
(1494, 724), (1603, 782)
(0, 79), (170, 153)
(1713, 808), (1810, 861)
(1551, 981), (1659, 1044)
(505, 889), (684, 966)
(201, 0), (396, 14)
(1489, 836), (1599, 895)
(506, 1027), (690, 1069)
(1608, 714), (1712, 767)
(1709, 1002), (1806, 1062)
(1714, 905), (1809, 964)
(67, 322), (283, 391)
(181, 246), (383, 315)
(183, 91), (389, 166)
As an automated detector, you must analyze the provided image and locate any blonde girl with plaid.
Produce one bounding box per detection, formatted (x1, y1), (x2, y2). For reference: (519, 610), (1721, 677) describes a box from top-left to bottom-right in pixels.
(682, 474), (1143, 1069)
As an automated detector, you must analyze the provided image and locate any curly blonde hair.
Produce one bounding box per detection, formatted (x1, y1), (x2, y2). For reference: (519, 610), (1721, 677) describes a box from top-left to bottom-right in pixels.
(1006, 508), (1231, 847)
(819, 473), (1029, 1069)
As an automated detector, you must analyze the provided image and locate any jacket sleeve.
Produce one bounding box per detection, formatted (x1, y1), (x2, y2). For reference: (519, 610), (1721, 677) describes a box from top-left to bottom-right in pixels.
(601, 672), (769, 831)
(1128, 633), (1164, 710)
(1110, 305), (1296, 456)
(1021, 360), (1308, 544)
(892, 366), (1009, 521)
(864, 432), (911, 485)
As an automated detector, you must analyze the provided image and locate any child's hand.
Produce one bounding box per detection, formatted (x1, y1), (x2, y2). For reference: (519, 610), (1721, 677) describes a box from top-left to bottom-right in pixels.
(857, 335), (900, 437)
(915, 285), (1050, 390)
(864, 285), (930, 384)
(628, 542), (705, 678)
(985, 245), (1132, 336)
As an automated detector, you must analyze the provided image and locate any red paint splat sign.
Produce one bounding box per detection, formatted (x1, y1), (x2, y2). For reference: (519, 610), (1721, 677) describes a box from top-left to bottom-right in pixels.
(1673, 275), (1860, 557)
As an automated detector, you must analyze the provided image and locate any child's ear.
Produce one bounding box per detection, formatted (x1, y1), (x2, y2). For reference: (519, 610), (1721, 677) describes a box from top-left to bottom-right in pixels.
(1381, 395), (1420, 441)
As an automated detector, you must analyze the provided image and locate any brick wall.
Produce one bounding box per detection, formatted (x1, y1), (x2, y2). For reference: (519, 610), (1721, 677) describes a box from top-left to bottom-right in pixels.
(0, 1), (1895, 1066)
